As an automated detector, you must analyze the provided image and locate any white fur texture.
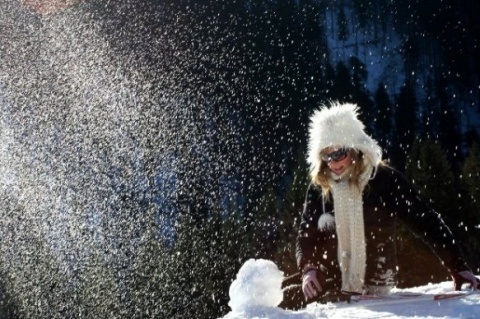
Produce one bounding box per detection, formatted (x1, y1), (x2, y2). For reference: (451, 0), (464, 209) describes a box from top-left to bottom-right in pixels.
(318, 213), (335, 231)
(307, 101), (382, 171)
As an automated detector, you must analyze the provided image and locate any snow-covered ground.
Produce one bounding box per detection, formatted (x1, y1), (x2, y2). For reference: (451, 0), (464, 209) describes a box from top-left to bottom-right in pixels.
(222, 259), (480, 319)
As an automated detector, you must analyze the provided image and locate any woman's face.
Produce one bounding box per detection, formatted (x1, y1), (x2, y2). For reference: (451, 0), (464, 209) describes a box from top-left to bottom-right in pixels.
(321, 147), (353, 176)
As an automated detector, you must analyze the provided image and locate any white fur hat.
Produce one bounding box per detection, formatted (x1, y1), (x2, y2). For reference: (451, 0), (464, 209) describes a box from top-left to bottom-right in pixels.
(307, 101), (382, 171)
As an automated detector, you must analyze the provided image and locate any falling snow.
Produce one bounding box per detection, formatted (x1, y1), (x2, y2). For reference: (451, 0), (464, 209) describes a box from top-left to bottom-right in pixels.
(0, 1), (479, 318)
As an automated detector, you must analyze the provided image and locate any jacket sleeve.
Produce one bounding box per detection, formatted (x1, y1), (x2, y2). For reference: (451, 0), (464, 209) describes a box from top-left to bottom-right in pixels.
(296, 184), (337, 273)
(380, 167), (469, 273)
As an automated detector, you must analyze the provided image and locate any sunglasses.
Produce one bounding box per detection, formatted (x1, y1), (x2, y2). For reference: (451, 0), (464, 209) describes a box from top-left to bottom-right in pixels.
(321, 148), (349, 163)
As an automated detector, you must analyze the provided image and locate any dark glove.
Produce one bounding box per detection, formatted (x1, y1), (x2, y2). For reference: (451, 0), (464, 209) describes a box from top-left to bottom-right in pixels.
(451, 270), (479, 290)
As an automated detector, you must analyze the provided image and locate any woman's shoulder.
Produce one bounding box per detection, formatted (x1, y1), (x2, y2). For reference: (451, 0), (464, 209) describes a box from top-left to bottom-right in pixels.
(371, 163), (407, 188)
(305, 182), (326, 203)
(306, 182), (323, 195)
(375, 163), (404, 178)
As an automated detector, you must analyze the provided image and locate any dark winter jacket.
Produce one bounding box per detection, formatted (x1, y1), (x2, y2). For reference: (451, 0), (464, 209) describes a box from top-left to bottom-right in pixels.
(296, 165), (469, 288)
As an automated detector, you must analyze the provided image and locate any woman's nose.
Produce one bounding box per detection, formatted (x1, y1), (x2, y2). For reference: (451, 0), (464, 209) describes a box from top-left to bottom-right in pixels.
(328, 161), (340, 168)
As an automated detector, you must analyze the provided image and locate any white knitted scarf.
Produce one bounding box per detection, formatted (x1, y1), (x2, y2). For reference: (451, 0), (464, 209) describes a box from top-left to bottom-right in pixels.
(330, 164), (373, 293)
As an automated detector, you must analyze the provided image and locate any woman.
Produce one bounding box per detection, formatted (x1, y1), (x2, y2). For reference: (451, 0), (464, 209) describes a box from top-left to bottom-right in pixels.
(281, 102), (478, 309)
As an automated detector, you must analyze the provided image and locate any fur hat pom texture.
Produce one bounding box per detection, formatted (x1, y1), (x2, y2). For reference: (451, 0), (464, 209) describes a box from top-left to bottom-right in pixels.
(318, 212), (335, 232)
(307, 101), (382, 170)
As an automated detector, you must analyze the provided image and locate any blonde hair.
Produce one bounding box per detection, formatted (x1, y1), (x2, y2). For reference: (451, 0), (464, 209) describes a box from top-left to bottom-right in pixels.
(310, 148), (367, 199)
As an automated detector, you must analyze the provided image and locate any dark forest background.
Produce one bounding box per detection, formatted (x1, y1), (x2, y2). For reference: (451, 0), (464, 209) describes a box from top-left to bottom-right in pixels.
(1, 0), (480, 318)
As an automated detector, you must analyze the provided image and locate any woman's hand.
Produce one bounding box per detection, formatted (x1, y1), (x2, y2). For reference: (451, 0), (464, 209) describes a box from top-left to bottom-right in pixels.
(302, 269), (322, 299)
(452, 270), (479, 290)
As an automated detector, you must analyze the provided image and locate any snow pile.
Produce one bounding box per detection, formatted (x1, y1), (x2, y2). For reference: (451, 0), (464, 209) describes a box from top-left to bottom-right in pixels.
(228, 259), (284, 313)
(222, 259), (480, 319)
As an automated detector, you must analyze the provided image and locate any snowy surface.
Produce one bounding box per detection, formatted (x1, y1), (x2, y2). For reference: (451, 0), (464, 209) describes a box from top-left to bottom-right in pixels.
(222, 259), (480, 319)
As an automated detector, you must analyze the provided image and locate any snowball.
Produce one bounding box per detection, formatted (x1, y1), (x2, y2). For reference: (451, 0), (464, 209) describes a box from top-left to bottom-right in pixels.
(228, 259), (284, 312)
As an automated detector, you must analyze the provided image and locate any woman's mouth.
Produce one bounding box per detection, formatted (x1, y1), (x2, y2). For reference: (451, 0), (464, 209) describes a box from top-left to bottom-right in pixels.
(331, 167), (345, 175)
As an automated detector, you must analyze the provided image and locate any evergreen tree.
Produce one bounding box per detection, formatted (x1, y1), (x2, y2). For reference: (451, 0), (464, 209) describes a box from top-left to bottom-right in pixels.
(436, 79), (462, 164)
(331, 61), (353, 101)
(274, 156), (309, 275)
(353, 0), (372, 29)
(295, 0), (328, 119)
(337, 7), (348, 41)
(393, 82), (418, 169)
(402, 37), (420, 78)
(404, 138), (456, 216)
(129, 228), (176, 318)
(397, 139), (457, 287)
(252, 183), (279, 262)
(373, 82), (394, 153)
(459, 143), (480, 268)
(324, 62), (336, 97)
(465, 128), (480, 151)
(349, 56), (374, 129)
(168, 212), (216, 319)
(250, 151), (309, 277)
(168, 206), (246, 319)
